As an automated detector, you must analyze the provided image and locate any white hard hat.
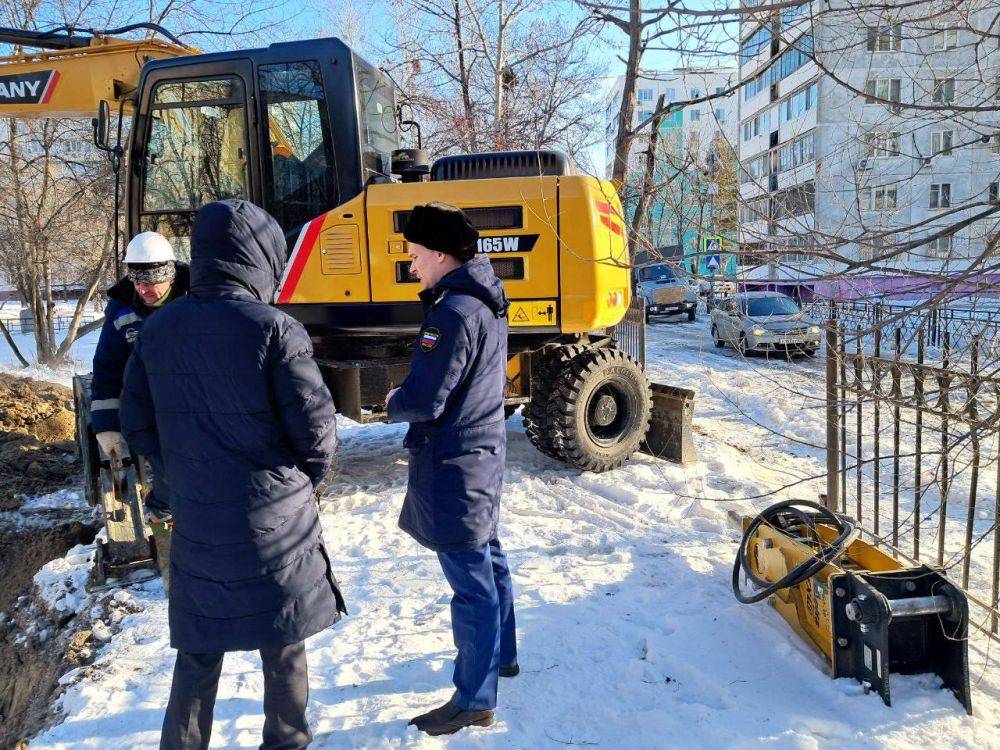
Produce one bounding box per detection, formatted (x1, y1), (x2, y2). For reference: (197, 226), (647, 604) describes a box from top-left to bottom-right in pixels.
(123, 232), (175, 264)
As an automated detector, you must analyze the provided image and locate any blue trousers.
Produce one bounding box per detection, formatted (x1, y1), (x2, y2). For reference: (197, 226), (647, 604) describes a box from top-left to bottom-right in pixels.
(437, 537), (517, 711)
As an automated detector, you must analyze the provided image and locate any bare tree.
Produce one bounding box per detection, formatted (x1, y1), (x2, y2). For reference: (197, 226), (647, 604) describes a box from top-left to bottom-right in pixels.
(380, 0), (605, 161)
(0, 0), (296, 366)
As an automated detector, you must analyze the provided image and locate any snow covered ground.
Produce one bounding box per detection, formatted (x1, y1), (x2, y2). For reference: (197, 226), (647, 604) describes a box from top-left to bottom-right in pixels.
(17, 316), (1000, 749)
(0, 324), (100, 388)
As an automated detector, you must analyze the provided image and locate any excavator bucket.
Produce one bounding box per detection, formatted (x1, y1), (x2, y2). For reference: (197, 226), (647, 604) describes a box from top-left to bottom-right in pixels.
(641, 383), (697, 465)
(73, 374), (158, 589)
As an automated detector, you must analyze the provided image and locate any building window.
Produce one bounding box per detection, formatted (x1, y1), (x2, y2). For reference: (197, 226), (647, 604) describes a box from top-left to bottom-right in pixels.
(861, 186), (898, 211)
(715, 108), (726, 123)
(665, 87), (677, 100)
(865, 78), (901, 105)
(932, 77), (955, 104)
(781, 3), (806, 26)
(930, 183), (952, 208)
(780, 81), (818, 123)
(740, 26), (772, 65)
(716, 86), (726, 95)
(866, 24), (902, 52)
(925, 234), (952, 257)
(863, 130), (901, 157)
(774, 180), (815, 218)
(931, 130), (954, 156)
(638, 88), (653, 102)
(933, 28), (959, 50)
(992, 133), (1000, 154)
(690, 109), (701, 122)
(690, 88), (700, 99)
(989, 181), (999, 203)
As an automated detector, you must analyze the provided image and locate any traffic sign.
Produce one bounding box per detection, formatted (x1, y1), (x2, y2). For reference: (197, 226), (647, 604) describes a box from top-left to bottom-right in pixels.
(706, 254), (721, 272)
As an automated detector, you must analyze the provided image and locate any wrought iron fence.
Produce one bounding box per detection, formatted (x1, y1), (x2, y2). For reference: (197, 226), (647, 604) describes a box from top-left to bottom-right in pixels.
(0, 313), (102, 336)
(610, 293), (647, 369)
(808, 299), (1000, 359)
(825, 319), (1000, 641)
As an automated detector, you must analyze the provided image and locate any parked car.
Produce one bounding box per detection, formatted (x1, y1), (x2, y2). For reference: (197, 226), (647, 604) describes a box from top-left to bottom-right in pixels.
(710, 292), (821, 356)
(635, 263), (699, 322)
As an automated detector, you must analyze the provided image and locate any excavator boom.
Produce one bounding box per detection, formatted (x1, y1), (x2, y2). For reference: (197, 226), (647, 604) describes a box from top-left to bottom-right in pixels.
(0, 26), (196, 118)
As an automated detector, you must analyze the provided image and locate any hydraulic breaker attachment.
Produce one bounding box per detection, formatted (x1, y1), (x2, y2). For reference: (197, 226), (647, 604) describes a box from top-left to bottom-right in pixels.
(640, 383), (697, 465)
(73, 374), (157, 589)
(730, 500), (971, 714)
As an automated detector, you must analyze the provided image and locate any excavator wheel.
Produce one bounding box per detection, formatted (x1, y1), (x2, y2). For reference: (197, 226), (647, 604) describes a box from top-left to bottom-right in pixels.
(523, 344), (588, 460)
(546, 347), (652, 472)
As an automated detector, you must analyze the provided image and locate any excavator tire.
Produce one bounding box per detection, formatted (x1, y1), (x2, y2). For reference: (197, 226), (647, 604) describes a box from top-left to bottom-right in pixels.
(523, 344), (588, 460)
(546, 347), (652, 472)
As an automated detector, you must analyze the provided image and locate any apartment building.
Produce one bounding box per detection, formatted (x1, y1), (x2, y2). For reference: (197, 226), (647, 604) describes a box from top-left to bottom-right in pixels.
(737, 0), (1000, 298)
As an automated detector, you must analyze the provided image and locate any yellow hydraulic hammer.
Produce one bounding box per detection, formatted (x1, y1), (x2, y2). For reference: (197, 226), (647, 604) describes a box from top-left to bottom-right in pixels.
(731, 500), (972, 714)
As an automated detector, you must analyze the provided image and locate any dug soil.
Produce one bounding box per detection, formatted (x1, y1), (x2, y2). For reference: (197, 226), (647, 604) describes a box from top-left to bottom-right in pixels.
(0, 373), (100, 749)
(0, 374), (78, 510)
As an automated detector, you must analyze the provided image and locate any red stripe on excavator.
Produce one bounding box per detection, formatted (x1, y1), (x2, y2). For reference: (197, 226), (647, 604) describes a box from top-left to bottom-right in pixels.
(600, 214), (623, 236)
(276, 216), (324, 304)
(40, 71), (60, 104)
(594, 200), (612, 215)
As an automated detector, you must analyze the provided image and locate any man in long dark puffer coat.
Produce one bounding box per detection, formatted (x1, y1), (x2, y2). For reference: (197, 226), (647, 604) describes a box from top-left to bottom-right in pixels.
(386, 202), (517, 737)
(120, 199), (346, 750)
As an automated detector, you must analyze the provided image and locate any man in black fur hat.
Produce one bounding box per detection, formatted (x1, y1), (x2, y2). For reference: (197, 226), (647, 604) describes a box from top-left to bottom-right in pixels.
(386, 201), (519, 736)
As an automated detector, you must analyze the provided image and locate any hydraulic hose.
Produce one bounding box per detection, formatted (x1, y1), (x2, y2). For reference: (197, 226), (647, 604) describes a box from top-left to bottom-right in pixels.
(732, 499), (860, 605)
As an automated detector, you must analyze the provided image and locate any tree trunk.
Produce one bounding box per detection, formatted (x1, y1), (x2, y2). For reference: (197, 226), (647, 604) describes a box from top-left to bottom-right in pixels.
(0, 319), (29, 368)
(451, 0), (477, 151)
(628, 94), (666, 258)
(611, 0), (642, 193)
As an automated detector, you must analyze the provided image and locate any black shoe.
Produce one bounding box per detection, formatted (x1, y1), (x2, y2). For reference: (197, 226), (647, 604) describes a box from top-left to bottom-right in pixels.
(409, 700), (495, 736)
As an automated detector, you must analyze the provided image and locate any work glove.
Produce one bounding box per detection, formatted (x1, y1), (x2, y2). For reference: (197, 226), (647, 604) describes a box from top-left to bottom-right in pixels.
(95, 430), (128, 459)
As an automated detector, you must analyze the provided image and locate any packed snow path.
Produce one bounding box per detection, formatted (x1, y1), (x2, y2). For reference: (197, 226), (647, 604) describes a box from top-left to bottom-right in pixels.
(28, 318), (1000, 749)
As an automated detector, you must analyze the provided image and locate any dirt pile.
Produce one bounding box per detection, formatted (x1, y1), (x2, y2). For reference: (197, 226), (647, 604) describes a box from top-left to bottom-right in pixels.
(0, 375), (78, 510)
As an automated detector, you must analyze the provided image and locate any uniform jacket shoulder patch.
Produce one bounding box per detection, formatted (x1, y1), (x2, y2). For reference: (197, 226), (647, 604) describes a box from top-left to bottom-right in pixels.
(419, 326), (441, 352)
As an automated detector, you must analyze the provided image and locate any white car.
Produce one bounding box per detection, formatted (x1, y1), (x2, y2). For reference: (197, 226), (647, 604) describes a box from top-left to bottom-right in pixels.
(710, 292), (821, 356)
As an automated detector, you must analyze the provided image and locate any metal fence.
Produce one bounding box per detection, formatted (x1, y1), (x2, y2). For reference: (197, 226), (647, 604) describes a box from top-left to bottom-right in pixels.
(808, 299), (1000, 359)
(610, 293), (646, 368)
(0, 313), (102, 336)
(825, 319), (1000, 641)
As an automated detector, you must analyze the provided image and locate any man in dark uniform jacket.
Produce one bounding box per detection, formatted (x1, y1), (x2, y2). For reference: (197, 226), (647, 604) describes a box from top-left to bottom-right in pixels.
(386, 202), (518, 736)
(91, 232), (189, 518)
(91, 232), (189, 589)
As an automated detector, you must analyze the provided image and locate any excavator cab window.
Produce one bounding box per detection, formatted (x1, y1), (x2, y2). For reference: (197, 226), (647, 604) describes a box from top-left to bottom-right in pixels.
(140, 76), (250, 258)
(354, 58), (398, 183)
(259, 61), (337, 234)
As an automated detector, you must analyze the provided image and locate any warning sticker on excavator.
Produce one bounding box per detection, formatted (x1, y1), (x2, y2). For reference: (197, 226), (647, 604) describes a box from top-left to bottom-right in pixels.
(508, 300), (558, 327)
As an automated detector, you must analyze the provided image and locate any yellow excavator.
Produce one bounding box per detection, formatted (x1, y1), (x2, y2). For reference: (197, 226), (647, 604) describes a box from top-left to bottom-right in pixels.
(1, 22), (679, 467)
(3, 24), (693, 579)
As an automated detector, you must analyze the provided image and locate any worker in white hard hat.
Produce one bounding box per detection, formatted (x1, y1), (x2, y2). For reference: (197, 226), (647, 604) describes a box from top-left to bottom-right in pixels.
(90, 231), (189, 592)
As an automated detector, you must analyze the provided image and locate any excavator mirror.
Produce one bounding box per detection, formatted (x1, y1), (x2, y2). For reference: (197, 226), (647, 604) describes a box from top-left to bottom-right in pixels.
(93, 100), (111, 152)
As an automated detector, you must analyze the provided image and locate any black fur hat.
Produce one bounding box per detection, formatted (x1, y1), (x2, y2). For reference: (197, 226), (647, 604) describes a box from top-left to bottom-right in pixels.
(403, 202), (479, 262)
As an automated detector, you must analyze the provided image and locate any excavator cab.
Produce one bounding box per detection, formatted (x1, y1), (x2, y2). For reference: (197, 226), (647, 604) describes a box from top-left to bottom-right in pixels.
(124, 38), (398, 257)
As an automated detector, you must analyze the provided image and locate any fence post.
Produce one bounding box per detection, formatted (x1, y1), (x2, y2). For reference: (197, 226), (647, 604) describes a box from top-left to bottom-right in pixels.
(825, 320), (840, 511)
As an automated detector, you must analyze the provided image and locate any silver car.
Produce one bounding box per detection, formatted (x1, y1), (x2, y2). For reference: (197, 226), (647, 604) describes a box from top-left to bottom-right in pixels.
(710, 292), (821, 356)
